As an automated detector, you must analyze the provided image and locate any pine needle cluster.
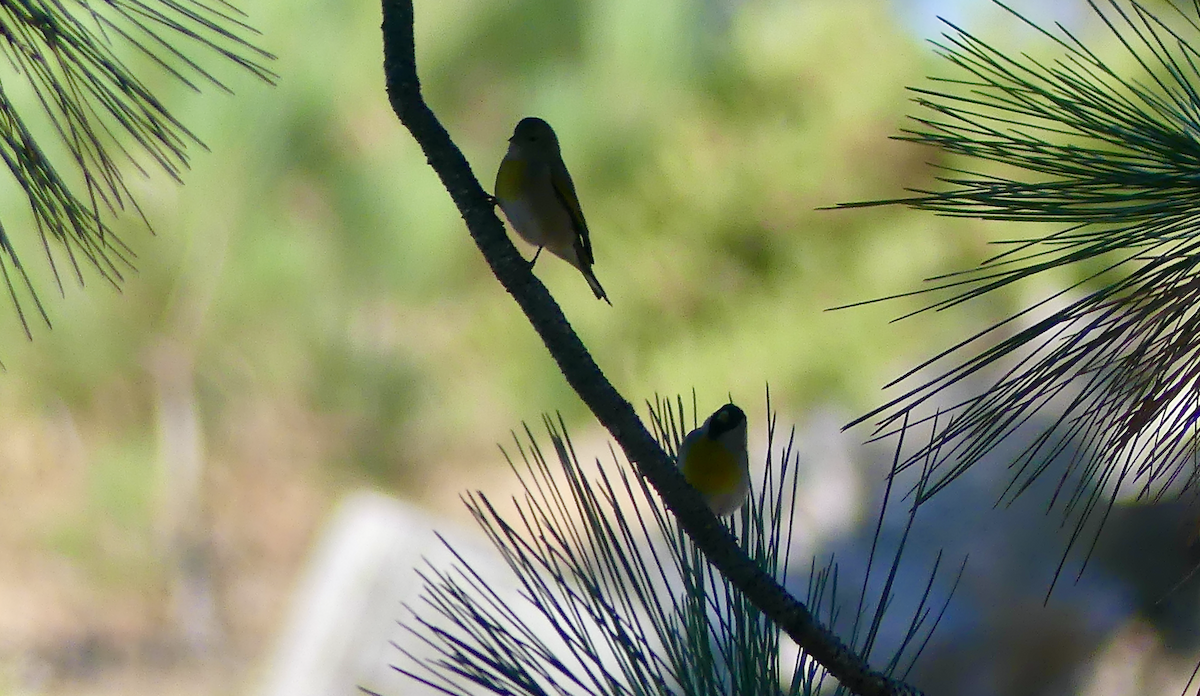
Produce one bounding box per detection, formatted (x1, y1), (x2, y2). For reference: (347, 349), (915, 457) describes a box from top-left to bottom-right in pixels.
(393, 399), (956, 696)
(843, 0), (1200, 566)
(0, 0), (273, 335)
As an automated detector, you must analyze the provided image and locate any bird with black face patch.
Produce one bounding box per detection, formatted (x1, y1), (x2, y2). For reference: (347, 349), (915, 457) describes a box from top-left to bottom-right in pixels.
(677, 404), (750, 517)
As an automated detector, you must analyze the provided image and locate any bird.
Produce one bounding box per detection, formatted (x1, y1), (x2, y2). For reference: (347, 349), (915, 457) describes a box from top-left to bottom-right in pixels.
(494, 117), (610, 304)
(677, 403), (750, 517)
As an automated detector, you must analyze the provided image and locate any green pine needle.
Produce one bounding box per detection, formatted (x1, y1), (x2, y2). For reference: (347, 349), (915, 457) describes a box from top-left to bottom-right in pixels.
(392, 396), (957, 696)
(841, 0), (1200, 568)
(0, 0), (274, 337)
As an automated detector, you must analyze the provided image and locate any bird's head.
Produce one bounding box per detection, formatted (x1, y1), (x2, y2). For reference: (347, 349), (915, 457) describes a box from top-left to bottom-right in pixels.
(706, 403), (746, 440)
(508, 117), (561, 158)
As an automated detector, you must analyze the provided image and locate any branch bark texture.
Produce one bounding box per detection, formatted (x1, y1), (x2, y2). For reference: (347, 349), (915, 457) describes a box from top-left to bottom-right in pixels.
(380, 3), (921, 695)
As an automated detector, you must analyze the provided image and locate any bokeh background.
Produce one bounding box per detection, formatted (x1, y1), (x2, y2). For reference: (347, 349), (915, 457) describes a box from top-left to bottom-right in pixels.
(0, 0), (1195, 694)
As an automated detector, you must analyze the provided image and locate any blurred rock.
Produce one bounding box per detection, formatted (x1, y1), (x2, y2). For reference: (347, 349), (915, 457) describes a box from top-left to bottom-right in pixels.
(256, 491), (510, 696)
(805, 404), (1200, 696)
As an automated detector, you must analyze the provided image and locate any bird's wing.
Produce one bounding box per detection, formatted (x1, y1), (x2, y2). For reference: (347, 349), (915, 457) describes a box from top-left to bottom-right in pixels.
(550, 164), (594, 265)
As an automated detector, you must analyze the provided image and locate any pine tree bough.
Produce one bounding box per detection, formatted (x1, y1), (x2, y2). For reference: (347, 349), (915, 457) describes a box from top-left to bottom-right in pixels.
(0, 0), (274, 336)
(379, 2), (922, 695)
(837, 0), (1200, 590)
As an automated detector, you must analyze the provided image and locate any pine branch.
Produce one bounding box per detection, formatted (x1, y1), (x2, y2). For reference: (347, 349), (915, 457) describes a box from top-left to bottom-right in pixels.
(840, 0), (1200, 576)
(0, 0), (275, 336)
(395, 402), (955, 695)
(379, 2), (921, 695)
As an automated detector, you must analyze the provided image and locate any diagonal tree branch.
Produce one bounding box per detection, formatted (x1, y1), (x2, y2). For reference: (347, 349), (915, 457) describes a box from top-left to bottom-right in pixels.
(379, 2), (920, 695)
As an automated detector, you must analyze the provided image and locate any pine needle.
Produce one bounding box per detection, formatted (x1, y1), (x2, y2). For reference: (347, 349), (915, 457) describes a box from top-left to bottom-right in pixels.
(841, 0), (1200, 571)
(0, 0), (274, 335)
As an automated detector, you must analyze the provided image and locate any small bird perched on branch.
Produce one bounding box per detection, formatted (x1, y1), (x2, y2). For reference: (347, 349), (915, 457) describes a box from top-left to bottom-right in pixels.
(678, 404), (750, 517)
(494, 117), (610, 304)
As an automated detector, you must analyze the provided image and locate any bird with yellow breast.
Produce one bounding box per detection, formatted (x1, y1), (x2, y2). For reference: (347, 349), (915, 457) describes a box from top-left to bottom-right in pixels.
(677, 404), (750, 517)
(494, 117), (610, 304)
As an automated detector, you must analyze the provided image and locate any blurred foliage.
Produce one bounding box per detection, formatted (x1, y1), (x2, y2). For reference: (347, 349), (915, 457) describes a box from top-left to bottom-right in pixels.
(0, 0), (1035, 495)
(43, 435), (160, 589)
(8, 0), (1189, 692)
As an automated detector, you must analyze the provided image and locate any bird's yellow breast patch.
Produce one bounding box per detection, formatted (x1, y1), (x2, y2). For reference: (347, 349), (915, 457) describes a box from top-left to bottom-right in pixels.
(494, 157), (527, 200)
(680, 438), (742, 497)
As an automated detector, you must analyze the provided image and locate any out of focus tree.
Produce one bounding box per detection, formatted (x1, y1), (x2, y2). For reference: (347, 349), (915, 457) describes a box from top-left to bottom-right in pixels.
(22, 1), (1200, 695)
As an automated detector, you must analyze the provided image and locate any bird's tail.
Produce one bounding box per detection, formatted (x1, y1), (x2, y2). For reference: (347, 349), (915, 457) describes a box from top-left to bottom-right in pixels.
(582, 266), (611, 305)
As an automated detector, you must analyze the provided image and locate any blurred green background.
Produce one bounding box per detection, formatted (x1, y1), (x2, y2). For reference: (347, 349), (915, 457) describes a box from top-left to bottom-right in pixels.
(0, 0), (1098, 694)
